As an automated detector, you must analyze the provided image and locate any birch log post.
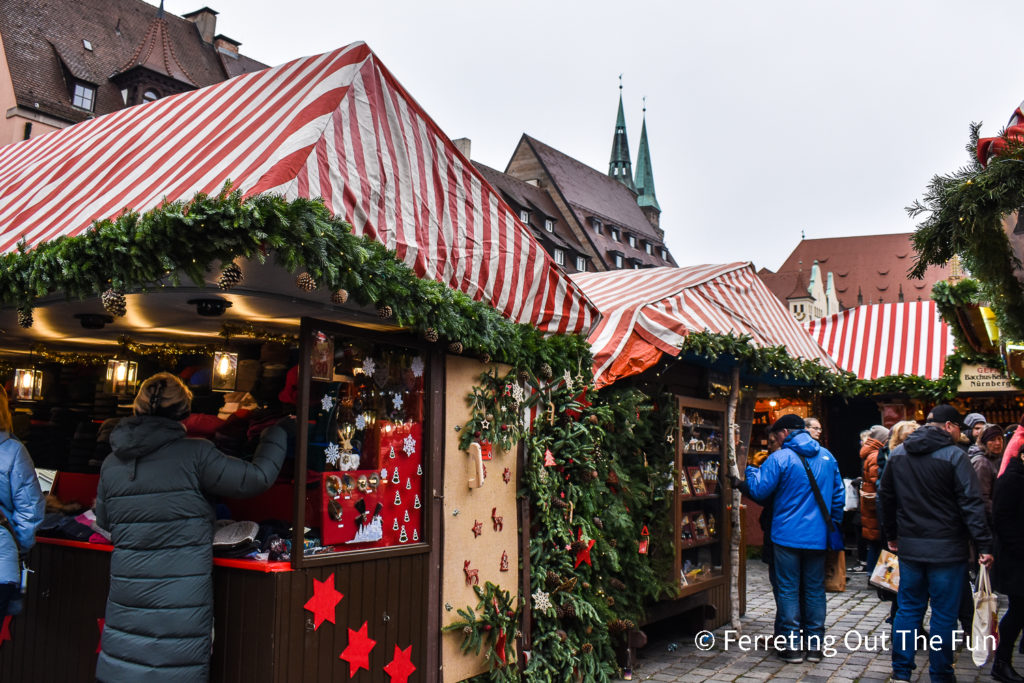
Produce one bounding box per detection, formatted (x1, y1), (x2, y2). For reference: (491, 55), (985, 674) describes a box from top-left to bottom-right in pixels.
(726, 366), (742, 633)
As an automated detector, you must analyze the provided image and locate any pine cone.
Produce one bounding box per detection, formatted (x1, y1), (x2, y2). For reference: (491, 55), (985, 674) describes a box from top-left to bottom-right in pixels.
(217, 262), (243, 290)
(571, 541), (587, 552)
(588, 414), (599, 425)
(606, 596), (615, 606)
(582, 581), (591, 590)
(553, 498), (568, 508)
(481, 353), (491, 364)
(546, 570), (559, 587)
(581, 643), (594, 653)
(448, 341), (463, 354)
(16, 306), (32, 328)
(101, 289), (127, 317)
(295, 272), (317, 292)
(565, 603), (576, 618)
(518, 370), (530, 383)
(608, 538), (617, 548)
(331, 289), (349, 304)
(610, 578), (626, 591)
(592, 516), (603, 530)
(424, 327), (439, 343)
(539, 363), (553, 380)
(555, 605), (566, 619)
(556, 629), (568, 642)
(377, 304), (393, 319)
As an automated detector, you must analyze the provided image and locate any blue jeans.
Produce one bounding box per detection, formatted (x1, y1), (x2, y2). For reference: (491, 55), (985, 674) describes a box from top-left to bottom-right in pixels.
(892, 559), (967, 683)
(766, 545), (782, 636)
(774, 544), (827, 649)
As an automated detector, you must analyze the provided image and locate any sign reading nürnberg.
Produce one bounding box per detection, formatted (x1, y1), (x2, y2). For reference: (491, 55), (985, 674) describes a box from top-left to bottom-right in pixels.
(958, 364), (1016, 393)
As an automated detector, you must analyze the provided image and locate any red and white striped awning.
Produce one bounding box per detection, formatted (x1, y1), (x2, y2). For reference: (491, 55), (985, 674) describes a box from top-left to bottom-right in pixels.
(572, 263), (838, 388)
(804, 301), (954, 380)
(0, 43), (595, 334)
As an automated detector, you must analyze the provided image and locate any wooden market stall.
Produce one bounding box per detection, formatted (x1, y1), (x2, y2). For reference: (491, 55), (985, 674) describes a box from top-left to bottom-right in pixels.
(0, 43), (597, 683)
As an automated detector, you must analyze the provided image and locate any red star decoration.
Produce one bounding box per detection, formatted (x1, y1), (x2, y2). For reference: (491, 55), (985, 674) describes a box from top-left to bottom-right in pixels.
(383, 644), (416, 682)
(339, 621), (377, 677)
(574, 528), (595, 569)
(0, 615), (11, 648)
(96, 618), (105, 653)
(472, 520), (483, 538)
(304, 573), (344, 630)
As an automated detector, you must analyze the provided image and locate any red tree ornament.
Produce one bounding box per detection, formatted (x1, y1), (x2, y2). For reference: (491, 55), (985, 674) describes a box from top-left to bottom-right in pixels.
(500, 550), (509, 572)
(383, 644), (416, 682)
(339, 621), (377, 677)
(304, 573), (344, 630)
(574, 528), (595, 569)
(639, 525), (650, 555)
(544, 448), (556, 467)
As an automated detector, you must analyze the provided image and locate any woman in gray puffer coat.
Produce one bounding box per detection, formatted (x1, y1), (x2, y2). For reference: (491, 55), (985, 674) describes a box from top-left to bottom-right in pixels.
(95, 373), (286, 682)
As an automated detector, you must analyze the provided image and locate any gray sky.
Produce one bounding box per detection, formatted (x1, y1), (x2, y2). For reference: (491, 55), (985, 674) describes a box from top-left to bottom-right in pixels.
(164, 0), (1024, 272)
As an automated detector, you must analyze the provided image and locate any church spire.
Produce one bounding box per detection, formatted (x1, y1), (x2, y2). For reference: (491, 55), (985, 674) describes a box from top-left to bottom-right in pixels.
(634, 99), (660, 212)
(608, 76), (636, 191)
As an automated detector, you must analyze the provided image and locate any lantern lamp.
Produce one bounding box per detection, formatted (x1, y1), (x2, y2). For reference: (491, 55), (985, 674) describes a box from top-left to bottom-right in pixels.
(105, 359), (138, 396)
(13, 368), (42, 401)
(212, 351), (238, 392)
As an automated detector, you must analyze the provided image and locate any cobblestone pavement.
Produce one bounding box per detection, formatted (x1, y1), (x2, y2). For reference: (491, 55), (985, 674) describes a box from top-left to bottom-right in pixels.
(623, 559), (1001, 682)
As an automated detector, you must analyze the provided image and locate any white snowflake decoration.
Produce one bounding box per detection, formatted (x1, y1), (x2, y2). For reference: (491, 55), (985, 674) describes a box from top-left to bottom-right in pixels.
(403, 435), (416, 456)
(324, 442), (341, 466)
(355, 414), (367, 430)
(532, 589), (552, 611)
(410, 356), (424, 378)
(321, 394), (335, 412)
(512, 383), (525, 405)
(361, 357), (377, 377)
(564, 370), (574, 392)
(393, 394), (404, 411)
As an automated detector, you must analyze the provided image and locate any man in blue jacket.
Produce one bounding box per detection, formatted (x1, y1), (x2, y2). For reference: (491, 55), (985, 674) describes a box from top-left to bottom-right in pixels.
(879, 404), (993, 683)
(745, 413), (844, 664)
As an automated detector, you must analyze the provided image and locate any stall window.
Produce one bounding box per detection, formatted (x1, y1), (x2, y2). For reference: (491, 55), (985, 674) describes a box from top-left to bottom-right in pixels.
(298, 321), (429, 562)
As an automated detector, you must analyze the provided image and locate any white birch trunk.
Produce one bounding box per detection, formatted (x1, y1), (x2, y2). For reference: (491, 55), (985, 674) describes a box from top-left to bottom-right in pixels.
(727, 366), (742, 633)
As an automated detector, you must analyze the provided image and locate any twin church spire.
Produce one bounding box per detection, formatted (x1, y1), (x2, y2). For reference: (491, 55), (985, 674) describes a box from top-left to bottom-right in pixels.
(607, 78), (659, 212)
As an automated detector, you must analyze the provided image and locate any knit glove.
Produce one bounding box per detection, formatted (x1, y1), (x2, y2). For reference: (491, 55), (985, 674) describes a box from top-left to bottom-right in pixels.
(749, 450), (770, 467)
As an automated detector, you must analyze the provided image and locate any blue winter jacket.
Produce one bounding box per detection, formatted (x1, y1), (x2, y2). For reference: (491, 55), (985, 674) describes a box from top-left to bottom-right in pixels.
(745, 430), (844, 550)
(0, 432), (45, 585)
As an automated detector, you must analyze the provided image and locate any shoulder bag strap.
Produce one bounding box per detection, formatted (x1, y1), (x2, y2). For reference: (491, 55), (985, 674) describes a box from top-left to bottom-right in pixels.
(798, 454), (837, 534)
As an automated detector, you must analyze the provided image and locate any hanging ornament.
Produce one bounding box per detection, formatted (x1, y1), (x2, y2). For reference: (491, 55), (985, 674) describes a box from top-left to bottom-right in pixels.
(403, 509), (410, 523)
(389, 445), (397, 460)
(405, 477), (411, 490)
(503, 468), (512, 484)
(16, 306), (32, 328)
(392, 394), (404, 411)
(472, 520), (483, 538)
(101, 289), (127, 317)
(361, 357), (376, 377)
(544, 448), (556, 467)
(638, 525), (650, 554)
(532, 589), (552, 612)
(403, 435), (416, 456)
(355, 414), (367, 430)
(564, 369), (574, 392)
(399, 526), (408, 543)
(410, 356), (424, 377)
(481, 353), (492, 364)
(413, 494), (421, 509)
(393, 518), (399, 531)
(512, 383), (525, 405)
(480, 418), (490, 430)
(412, 529), (418, 541)
(416, 464), (423, 476)
(320, 394), (335, 412)
(392, 469), (400, 484)
(491, 507), (503, 532)
(377, 304), (393, 319)
(463, 560), (479, 585)
(423, 328), (439, 343)
(539, 363), (553, 381)
(295, 272), (317, 292)
(448, 341), (463, 354)
(573, 528), (595, 568)
(500, 550), (509, 572)
(394, 491), (402, 506)
(217, 262), (243, 290)
(331, 288), (349, 304)
(324, 442), (341, 467)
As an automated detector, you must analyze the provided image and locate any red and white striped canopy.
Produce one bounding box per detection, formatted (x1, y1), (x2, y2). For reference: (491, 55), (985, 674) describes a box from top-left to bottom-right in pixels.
(572, 263), (838, 388)
(0, 43), (595, 334)
(804, 301), (953, 380)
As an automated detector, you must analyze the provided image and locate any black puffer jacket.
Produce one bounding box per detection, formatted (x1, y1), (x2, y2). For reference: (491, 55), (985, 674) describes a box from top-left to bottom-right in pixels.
(879, 424), (992, 563)
(94, 416), (286, 682)
(992, 457), (1024, 595)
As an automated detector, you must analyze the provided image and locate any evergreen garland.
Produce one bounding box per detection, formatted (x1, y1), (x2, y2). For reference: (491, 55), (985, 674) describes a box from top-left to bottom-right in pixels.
(443, 581), (521, 681)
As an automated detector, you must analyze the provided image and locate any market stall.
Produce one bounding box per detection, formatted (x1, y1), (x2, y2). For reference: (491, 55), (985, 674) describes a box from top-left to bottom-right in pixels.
(0, 43), (596, 683)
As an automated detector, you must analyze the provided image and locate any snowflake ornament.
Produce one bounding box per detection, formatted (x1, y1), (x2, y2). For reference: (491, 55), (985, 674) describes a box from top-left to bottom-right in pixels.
(324, 442), (341, 466)
(361, 357), (376, 377)
(410, 357), (424, 378)
(564, 370), (574, 392)
(321, 394), (335, 412)
(393, 394), (404, 411)
(355, 414), (367, 430)
(403, 435), (416, 456)
(512, 383), (525, 405)
(532, 589), (552, 612)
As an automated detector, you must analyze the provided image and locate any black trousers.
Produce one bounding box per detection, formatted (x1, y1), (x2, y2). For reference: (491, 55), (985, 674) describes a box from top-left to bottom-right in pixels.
(997, 594), (1024, 662)
(0, 582), (17, 616)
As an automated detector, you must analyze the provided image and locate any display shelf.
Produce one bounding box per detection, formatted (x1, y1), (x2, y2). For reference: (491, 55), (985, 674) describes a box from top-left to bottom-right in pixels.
(681, 494), (720, 502)
(680, 537), (720, 550)
(677, 573), (726, 599)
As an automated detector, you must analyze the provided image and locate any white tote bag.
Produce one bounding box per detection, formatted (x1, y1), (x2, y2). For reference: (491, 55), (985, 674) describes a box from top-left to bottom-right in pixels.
(971, 564), (999, 667)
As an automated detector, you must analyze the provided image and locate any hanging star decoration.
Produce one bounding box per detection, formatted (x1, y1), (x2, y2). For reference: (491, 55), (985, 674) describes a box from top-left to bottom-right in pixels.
(532, 589), (552, 612)
(472, 520), (483, 538)
(0, 615), (11, 647)
(355, 414), (367, 430)
(339, 621), (377, 677)
(574, 529), (595, 569)
(403, 434), (416, 456)
(666, 433), (674, 444)
(324, 442), (341, 467)
(393, 394), (404, 411)
(361, 357), (376, 377)
(304, 573), (344, 630)
(480, 418), (490, 430)
(383, 644), (416, 683)
(410, 356), (424, 378)
(321, 393), (335, 412)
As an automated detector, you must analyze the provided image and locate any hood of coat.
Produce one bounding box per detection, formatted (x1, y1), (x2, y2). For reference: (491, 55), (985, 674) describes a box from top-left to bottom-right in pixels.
(903, 424), (955, 456)
(110, 415), (186, 461)
(860, 438), (883, 459)
(782, 429), (821, 458)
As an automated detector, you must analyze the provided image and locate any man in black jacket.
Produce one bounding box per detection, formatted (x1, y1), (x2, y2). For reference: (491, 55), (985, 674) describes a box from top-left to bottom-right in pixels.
(879, 404), (993, 683)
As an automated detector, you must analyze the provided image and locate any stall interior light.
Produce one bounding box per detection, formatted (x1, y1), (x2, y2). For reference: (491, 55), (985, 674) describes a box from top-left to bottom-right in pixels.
(212, 351), (239, 392)
(105, 359), (138, 396)
(13, 368), (42, 401)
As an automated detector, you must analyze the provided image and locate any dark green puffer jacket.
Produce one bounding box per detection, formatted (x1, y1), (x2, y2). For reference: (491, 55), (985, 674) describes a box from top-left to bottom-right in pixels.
(94, 416), (286, 683)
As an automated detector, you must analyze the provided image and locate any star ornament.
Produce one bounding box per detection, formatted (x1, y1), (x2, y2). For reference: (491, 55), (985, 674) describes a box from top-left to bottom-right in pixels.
(304, 573), (344, 630)
(339, 621), (377, 677)
(384, 644), (416, 682)
(472, 520), (483, 538)
(574, 529), (595, 569)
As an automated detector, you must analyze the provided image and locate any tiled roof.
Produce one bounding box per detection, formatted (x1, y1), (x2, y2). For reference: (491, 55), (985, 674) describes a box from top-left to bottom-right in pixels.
(0, 0), (266, 125)
(473, 161), (575, 253)
(759, 233), (952, 309)
(518, 135), (675, 269)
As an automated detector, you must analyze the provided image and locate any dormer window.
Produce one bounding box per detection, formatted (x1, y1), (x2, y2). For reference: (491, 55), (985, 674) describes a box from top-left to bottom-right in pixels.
(627, 234), (637, 248)
(544, 218), (554, 233)
(591, 218), (602, 234)
(575, 256), (586, 272)
(142, 89), (160, 103)
(609, 227), (620, 242)
(519, 209), (529, 223)
(72, 81), (96, 111)
(612, 252), (623, 268)
(553, 248), (565, 266)
(659, 247), (668, 260)
(645, 242), (653, 255)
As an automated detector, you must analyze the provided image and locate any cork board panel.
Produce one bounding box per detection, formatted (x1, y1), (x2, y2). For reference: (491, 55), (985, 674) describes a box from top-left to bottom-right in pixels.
(441, 356), (519, 683)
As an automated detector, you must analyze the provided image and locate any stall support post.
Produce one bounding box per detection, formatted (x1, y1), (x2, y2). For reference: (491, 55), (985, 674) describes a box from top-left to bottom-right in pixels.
(726, 366), (742, 633)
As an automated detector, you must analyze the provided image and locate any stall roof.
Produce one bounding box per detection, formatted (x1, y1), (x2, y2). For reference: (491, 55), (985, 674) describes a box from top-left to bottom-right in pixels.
(805, 301), (953, 380)
(571, 263), (838, 388)
(0, 42), (596, 335)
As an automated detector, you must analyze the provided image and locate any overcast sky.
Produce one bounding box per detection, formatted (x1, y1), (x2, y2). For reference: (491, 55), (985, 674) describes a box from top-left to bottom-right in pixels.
(163, 0), (1024, 272)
